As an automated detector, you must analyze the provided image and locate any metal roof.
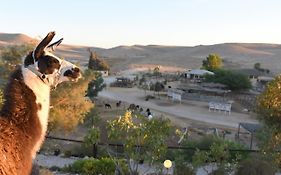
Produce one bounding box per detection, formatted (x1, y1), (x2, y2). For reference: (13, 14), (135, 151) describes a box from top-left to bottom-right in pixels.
(188, 69), (214, 76)
(239, 123), (262, 133)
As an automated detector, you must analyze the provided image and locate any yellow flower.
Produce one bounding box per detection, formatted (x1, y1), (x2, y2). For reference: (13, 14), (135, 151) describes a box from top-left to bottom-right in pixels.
(144, 134), (148, 139)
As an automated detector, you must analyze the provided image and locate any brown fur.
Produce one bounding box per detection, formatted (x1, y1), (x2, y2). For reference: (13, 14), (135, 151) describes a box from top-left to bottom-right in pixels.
(0, 68), (41, 175)
(0, 31), (80, 175)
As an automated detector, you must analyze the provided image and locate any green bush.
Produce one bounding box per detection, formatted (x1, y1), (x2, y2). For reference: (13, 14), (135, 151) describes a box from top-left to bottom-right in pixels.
(180, 136), (248, 163)
(204, 69), (252, 91)
(174, 158), (195, 175)
(235, 158), (275, 175)
(63, 150), (72, 158)
(64, 157), (129, 175)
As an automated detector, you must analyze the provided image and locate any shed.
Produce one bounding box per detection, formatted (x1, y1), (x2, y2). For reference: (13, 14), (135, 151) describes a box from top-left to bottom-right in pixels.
(237, 122), (262, 149)
(185, 69), (214, 81)
(238, 69), (265, 79)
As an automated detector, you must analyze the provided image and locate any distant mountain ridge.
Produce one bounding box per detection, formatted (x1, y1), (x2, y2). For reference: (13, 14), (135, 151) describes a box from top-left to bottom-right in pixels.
(0, 33), (280, 74)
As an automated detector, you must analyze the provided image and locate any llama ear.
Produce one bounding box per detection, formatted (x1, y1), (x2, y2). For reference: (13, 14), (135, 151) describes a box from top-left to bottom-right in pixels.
(47, 38), (63, 51)
(34, 31), (56, 59)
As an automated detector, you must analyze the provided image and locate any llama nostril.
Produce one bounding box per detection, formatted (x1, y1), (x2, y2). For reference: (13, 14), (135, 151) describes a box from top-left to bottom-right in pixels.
(72, 67), (80, 73)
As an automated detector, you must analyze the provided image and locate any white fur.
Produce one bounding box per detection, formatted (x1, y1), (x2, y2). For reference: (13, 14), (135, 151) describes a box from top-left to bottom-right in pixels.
(44, 51), (78, 84)
(22, 49), (79, 159)
(22, 66), (50, 158)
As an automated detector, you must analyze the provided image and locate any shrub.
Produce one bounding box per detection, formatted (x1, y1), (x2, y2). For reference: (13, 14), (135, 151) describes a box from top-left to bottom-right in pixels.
(180, 136), (248, 163)
(63, 150), (72, 158)
(174, 158), (195, 175)
(235, 158), (275, 175)
(64, 157), (128, 175)
(204, 69), (252, 91)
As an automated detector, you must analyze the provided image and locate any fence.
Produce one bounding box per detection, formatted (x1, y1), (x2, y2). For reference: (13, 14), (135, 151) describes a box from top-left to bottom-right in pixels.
(45, 135), (260, 158)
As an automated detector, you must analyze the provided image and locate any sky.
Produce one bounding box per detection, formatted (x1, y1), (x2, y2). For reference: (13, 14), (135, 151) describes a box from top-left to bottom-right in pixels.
(1, 0), (281, 48)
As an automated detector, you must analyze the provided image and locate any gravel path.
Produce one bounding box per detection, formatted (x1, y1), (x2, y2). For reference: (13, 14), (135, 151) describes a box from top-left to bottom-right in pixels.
(34, 154), (79, 168)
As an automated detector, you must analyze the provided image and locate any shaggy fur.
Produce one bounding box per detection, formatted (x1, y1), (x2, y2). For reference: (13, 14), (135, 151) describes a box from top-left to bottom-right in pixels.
(0, 32), (81, 175)
(0, 69), (41, 175)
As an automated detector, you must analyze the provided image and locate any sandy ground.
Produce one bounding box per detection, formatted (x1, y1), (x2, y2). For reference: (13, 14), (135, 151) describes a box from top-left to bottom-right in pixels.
(99, 86), (258, 130)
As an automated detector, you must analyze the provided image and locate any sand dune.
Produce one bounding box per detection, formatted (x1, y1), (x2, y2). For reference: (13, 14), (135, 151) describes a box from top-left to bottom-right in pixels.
(0, 33), (280, 74)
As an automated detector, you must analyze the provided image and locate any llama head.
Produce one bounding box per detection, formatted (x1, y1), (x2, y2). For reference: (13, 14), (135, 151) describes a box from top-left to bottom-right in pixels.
(24, 31), (81, 88)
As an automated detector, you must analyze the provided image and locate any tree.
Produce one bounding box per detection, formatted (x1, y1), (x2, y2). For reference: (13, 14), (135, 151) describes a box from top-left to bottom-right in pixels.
(1, 44), (34, 66)
(154, 81), (165, 92)
(0, 44), (35, 87)
(48, 69), (94, 132)
(83, 108), (102, 158)
(192, 141), (232, 174)
(153, 66), (161, 77)
(204, 69), (252, 91)
(254, 62), (270, 74)
(107, 111), (171, 174)
(191, 136), (246, 174)
(254, 62), (261, 70)
(88, 50), (109, 71)
(202, 54), (222, 71)
(257, 75), (281, 126)
(87, 72), (106, 98)
(257, 75), (281, 166)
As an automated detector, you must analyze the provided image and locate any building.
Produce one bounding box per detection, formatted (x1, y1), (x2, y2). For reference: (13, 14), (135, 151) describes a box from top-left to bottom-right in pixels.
(184, 69), (214, 82)
(237, 68), (274, 91)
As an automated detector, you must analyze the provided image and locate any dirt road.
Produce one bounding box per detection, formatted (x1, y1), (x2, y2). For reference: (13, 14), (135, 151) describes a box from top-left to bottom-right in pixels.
(99, 87), (258, 130)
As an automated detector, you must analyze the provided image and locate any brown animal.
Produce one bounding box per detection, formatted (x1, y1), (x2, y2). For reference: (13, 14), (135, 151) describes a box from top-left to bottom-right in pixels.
(0, 32), (81, 175)
(104, 103), (112, 109)
(116, 100), (122, 107)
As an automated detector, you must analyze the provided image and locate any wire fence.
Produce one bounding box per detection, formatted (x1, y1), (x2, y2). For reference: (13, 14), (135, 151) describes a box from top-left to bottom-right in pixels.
(45, 135), (261, 158)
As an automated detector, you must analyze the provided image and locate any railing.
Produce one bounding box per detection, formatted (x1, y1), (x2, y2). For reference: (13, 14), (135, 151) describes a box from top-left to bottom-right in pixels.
(45, 135), (260, 158)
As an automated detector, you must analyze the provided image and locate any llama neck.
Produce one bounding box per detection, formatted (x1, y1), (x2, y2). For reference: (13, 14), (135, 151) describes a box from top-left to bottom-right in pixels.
(22, 66), (51, 157)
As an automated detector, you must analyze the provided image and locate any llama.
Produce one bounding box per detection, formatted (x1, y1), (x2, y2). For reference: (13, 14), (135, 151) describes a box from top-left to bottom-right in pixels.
(116, 100), (122, 108)
(0, 32), (81, 175)
(104, 103), (112, 109)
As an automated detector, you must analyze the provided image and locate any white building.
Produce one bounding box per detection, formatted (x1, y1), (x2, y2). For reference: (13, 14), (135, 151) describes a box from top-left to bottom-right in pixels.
(184, 69), (214, 82)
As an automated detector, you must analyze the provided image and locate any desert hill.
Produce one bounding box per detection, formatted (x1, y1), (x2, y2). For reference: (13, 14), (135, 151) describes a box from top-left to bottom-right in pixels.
(0, 33), (36, 45)
(98, 43), (281, 74)
(0, 33), (280, 74)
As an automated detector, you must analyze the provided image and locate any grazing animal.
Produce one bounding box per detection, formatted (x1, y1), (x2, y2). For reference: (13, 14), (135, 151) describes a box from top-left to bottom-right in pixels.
(146, 108), (152, 116)
(127, 103), (136, 111)
(116, 100), (122, 108)
(0, 32), (81, 175)
(105, 103), (112, 109)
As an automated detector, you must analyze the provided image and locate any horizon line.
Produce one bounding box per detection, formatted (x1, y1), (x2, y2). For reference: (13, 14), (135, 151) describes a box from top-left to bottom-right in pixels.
(1, 32), (281, 49)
